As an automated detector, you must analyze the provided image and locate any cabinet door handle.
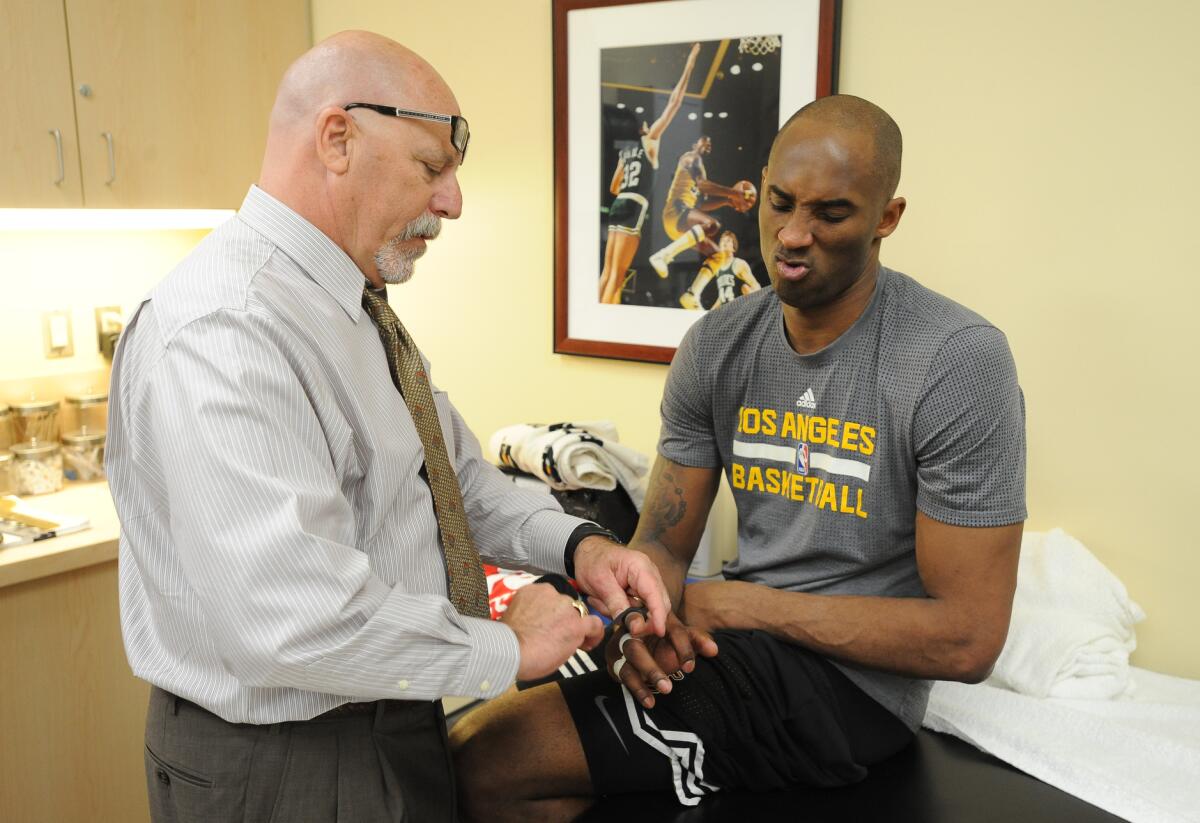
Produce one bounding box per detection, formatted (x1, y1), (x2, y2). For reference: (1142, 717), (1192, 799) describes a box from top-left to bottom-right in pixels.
(101, 131), (116, 185)
(49, 129), (65, 185)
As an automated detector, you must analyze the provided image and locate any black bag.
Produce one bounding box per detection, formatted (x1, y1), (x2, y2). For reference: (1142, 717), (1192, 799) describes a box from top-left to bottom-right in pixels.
(499, 467), (639, 544)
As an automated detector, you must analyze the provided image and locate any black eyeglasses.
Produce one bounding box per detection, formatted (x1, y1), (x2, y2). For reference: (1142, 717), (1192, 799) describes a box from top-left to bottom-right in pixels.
(344, 103), (470, 163)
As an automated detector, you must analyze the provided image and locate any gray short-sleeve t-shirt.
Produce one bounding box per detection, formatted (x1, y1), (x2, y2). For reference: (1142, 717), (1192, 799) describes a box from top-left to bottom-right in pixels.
(659, 266), (1026, 729)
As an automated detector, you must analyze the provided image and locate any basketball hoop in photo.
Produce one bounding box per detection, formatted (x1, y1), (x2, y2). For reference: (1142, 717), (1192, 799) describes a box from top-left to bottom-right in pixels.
(738, 34), (781, 56)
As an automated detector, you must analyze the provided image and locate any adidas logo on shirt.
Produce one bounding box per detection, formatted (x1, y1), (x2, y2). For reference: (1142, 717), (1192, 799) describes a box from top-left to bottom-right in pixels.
(795, 388), (817, 409)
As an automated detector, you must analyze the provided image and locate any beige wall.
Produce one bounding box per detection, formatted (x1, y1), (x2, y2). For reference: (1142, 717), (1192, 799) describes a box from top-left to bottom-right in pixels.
(308, 0), (1199, 678)
(2, 0), (1193, 678)
(838, 0), (1200, 678)
(0, 228), (207, 403)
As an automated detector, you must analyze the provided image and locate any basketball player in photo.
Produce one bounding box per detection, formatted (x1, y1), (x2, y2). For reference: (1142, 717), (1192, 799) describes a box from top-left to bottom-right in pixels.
(648, 136), (757, 279)
(599, 42), (701, 305)
(678, 230), (761, 310)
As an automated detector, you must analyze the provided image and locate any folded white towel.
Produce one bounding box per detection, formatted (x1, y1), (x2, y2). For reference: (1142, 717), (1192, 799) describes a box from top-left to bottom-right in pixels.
(988, 528), (1145, 699)
(488, 421), (649, 508)
(924, 670), (1200, 823)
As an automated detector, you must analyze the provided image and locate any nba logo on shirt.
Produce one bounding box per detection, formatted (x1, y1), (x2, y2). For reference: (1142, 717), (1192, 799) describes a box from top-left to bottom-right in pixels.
(795, 442), (810, 475)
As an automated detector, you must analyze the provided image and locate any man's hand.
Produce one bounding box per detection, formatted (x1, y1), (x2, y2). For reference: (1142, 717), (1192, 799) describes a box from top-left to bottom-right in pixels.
(572, 536), (672, 638)
(501, 583), (605, 682)
(605, 612), (718, 709)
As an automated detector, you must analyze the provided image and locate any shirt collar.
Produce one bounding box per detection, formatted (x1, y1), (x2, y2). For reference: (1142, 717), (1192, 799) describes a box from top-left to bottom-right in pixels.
(235, 185), (368, 321)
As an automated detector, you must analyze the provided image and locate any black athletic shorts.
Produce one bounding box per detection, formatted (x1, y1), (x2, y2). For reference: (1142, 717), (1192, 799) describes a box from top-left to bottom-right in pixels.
(557, 629), (912, 806)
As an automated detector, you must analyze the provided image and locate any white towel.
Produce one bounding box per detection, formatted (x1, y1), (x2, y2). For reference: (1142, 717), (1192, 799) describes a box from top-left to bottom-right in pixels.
(988, 528), (1145, 699)
(488, 421), (649, 508)
(924, 670), (1200, 823)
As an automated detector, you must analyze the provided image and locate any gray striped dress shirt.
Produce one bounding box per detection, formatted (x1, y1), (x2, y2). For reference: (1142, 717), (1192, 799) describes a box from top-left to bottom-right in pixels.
(108, 186), (581, 723)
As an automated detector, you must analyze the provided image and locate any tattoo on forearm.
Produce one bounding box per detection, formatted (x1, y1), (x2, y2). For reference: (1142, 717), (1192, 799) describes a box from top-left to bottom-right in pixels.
(645, 467), (688, 542)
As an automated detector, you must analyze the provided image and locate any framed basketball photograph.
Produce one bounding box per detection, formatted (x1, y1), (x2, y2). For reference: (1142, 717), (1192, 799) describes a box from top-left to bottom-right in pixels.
(553, 0), (841, 363)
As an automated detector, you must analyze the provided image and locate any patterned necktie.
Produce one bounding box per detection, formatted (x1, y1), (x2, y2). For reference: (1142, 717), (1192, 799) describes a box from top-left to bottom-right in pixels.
(361, 287), (490, 618)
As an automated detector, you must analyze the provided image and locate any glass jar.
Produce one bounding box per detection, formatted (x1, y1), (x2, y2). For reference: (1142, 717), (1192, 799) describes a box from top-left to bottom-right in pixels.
(13, 399), (60, 444)
(11, 440), (64, 495)
(0, 451), (13, 496)
(64, 392), (109, 436)
(0, 404), (13, 451)
(62, 431), (106, 482)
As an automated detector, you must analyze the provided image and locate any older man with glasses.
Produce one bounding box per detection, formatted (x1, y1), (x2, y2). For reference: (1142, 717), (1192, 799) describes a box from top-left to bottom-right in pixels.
(106, 30), (670, 823)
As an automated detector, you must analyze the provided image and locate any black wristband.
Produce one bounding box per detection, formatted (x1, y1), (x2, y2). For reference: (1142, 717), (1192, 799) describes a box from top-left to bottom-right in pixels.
(563, 522), (621, 579)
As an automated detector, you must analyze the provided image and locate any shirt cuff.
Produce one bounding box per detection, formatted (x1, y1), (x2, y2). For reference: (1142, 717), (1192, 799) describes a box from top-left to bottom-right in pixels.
(524, 509), (586, 576)
(453, 616), (521, 700)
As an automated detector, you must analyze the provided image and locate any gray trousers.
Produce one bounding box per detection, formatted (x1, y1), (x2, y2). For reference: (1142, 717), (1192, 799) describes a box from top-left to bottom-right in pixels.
(143, 687), (457, 823)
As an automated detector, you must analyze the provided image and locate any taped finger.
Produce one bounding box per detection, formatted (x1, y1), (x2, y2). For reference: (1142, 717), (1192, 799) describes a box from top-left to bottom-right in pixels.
(613, 605), (649, 629)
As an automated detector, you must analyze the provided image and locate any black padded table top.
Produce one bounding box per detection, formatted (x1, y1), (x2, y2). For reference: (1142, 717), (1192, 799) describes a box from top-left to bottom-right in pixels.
(577, 729), (1127, 822)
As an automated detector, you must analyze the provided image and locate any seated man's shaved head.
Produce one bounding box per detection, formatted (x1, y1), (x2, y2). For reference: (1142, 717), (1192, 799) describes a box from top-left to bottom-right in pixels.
(259, 31), (465, 287)
(775, 94), (903, 202)
(759, 94), (906, 332)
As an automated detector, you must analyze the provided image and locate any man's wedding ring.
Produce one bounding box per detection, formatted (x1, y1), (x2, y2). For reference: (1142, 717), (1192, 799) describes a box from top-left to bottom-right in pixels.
(571, 600), (588, 618)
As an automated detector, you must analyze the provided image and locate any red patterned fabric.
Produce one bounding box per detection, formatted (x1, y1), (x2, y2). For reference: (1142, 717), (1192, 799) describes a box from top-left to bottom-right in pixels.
(483, 564), (583, 620)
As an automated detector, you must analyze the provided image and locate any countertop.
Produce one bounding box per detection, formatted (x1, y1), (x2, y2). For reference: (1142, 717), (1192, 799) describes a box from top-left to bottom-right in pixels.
(0, 481), (120, 588)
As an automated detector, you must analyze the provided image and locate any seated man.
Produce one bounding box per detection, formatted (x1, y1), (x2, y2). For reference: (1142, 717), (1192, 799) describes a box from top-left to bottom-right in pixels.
(450, 95), (1026, 820)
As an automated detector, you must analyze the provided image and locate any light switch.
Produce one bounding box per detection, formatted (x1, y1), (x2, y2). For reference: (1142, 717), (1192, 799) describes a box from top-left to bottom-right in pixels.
(95, 306), (123, 335)
(95, 305), (123, 360)
(42, 310), (75, 358)
(49, 314), (69, 348)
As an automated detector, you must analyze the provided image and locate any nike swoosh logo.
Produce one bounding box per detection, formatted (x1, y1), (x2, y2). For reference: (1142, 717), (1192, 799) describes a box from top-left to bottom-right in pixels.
(595, 695), (629, 754)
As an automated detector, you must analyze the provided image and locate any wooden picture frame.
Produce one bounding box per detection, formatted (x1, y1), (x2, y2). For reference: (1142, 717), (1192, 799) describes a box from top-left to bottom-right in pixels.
(553, 0), (840, 363)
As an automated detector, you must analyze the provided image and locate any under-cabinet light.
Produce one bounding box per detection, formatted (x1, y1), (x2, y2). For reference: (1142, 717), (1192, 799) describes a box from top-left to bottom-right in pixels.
(0, 209), (235, 231)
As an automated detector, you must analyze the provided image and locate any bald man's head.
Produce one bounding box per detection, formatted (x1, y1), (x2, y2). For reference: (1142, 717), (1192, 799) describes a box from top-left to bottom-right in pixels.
(267, 31), (452, 137)
(257, 31), (465, 288)
(773, 95), (902, 201)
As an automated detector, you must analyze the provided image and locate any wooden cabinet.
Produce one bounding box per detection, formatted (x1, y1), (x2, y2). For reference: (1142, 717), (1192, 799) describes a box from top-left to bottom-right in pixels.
(0, 0), (310, 209)
(0, 485), (146, 821)
(0, 561), (151, 823)
(0, 0), (84, 207)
